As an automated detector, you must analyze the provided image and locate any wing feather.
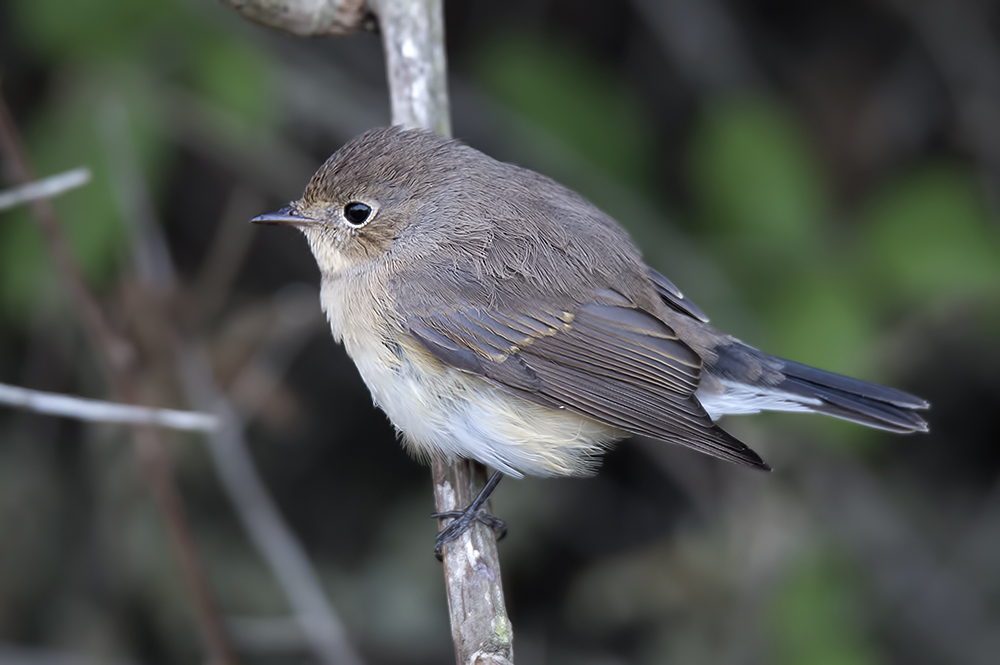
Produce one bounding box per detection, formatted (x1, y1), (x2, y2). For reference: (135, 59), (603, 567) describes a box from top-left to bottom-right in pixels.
(648, 267), (709, 322)
(404, 298), (768, 470)
(523, 355), (764, 467)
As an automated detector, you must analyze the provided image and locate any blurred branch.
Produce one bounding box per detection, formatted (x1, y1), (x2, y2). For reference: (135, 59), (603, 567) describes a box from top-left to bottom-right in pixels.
(795, 450), (1000, 665)
(99, 98), (364, 665)
(225, 287), (321, 418)
(0, 644), (138, 665)
(0, 381), (218, 431)
(218, 0), (376, 37)
(0, 93), (134, 378)
(0, 167), (91, 211)
(0, 90), (240, 665)
(178, 346), (365, 665)
(187, 187), (264, 329)
(372, 0), (512, 662)
(631, 0), (758, 92)
(163, 86), (317, 199)
(884, 0), (1000, 202)
(98, 99), (175, 293)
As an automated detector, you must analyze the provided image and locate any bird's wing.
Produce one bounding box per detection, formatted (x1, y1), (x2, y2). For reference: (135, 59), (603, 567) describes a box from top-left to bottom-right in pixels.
(647, 267), (709, 322)
(400, 286), (767, 470)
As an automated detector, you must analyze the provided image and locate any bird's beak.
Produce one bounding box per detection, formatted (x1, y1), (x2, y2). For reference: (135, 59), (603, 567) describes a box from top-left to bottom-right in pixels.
(250, 205), (317, 226)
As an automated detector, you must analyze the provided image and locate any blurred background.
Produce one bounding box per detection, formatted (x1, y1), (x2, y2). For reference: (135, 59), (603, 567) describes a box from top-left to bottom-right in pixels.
(2, 0), (1000, 663)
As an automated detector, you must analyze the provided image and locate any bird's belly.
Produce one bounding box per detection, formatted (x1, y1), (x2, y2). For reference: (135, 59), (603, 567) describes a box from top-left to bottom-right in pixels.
(345, 333), (619, 478)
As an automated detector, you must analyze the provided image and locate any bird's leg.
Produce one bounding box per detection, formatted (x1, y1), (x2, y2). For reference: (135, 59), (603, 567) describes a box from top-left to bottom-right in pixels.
(431, 470), (506, 560)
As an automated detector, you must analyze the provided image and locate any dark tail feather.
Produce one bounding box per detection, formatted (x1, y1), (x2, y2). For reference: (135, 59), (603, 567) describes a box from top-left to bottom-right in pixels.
(777, 358), (929, 433)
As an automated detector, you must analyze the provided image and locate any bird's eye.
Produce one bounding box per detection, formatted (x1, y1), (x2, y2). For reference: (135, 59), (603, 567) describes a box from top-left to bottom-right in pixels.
(343, 202), (372, 226)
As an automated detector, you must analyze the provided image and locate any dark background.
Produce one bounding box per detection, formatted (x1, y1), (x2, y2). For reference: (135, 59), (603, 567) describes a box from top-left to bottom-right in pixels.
(2, 0), (999, 663)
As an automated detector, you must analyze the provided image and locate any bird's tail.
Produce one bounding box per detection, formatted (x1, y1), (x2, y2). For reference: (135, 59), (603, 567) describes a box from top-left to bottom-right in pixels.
(701, 343), (929, 433)
(775, 357), (929, 432)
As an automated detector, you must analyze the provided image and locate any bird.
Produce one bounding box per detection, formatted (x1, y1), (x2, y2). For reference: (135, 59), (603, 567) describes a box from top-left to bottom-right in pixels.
(252, 126), (929, 556)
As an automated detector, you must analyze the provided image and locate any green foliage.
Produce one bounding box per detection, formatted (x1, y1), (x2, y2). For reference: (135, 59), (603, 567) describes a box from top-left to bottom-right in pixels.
(763, 268), (874, 375)
(689, 93), (999, 377)
(770, 553), (884, 665)
(692, 95), (828, 248)
(11, 0), (185, 61)
(190, 37), (276, 126)
(474, 34), (651, 185)
(688, 94), (836, 351)
(860, 163), (1000, 301)
(12, 0), (275, 121)
(0, 92), (125, 319)
(0, 216), (50, 320)
(1, 0), (274, 321)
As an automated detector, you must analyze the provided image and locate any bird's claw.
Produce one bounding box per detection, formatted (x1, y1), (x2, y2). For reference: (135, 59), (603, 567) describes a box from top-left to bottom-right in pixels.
(431, 509), (507, 561)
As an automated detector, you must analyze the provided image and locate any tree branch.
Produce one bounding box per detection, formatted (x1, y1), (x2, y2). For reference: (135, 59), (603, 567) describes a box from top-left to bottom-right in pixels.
(374, 0), (451, 136)
(431, 459), (514, 664)
(0, 167), (91, 211)
(0, 96), (134, 379)
(371, 0), (513, 662)
(0, 90), (240, 665)
(0, 382), (218, 431)
(217, 0), (376, 36)
(97, 97), (364, 665)
(177, 345), (365, 665)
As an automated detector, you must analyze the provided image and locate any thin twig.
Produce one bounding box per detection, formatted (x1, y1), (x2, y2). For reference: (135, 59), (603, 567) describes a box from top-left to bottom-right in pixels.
(372, 0), (513, 662)
(0, 167), (91, 211)
(99, 98), (364, 665)
(0, 381), (218, 431)
(162, 86), (318, 200)
(631, 0), (759, 92)
(225, 287), (321, 418)
(0, 90), (240, 665)
(178, 345), (365, 665)
(187, 186), (265, 330)
(0, 92), (134, 379)
(883, 0), (1000, 205)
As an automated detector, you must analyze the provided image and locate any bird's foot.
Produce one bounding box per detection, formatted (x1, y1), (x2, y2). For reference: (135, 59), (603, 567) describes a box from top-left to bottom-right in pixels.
(431, 470), (505, 560)
(431, 508), (507, 560)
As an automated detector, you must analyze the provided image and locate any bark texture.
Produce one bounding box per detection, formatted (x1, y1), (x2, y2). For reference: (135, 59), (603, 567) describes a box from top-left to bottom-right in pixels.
(218, 0), (375, 36)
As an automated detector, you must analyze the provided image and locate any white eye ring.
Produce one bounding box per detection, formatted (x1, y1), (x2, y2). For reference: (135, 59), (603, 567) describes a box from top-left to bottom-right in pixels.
(342, 201), (377, 227)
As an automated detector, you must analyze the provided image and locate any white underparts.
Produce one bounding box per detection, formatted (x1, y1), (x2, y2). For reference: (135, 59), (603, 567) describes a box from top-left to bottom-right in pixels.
(345, 329), (620, 478)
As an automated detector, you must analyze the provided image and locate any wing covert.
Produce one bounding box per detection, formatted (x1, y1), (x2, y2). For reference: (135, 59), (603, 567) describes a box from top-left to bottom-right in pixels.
(648, 267), (709, 322)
